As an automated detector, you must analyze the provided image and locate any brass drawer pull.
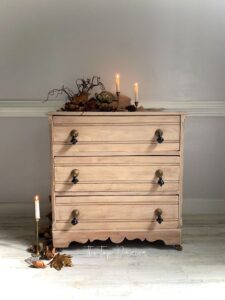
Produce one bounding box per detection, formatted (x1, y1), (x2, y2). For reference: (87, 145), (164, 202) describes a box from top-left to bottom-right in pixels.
(155, 169), (165, 186)
(71, 169), (79, 184)
(71, 209), (79, 225)
(155, 129), (164, 144)
(155, 208), (163, 224)
(70, 129), (79, 144)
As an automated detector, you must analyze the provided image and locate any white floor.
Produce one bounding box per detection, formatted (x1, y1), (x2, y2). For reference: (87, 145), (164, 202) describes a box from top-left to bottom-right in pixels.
(0, 213), (225, 300)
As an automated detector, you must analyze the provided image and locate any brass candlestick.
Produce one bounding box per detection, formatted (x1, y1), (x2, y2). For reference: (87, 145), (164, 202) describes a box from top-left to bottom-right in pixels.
(35, 219), (40, 257)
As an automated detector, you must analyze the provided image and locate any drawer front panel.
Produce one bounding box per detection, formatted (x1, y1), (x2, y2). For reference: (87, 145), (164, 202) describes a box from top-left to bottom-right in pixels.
(54, 156), (179, 192)
(54, 201), (179, 230)
(55, 165), (179, 182)
(55, 203), (178, 220)
(53, 124), (180, 143)
(52, 115), (180, 155)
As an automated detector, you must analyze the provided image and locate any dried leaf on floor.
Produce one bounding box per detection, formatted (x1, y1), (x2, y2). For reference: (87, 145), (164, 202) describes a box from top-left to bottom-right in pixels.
(49, 253), (73, 271)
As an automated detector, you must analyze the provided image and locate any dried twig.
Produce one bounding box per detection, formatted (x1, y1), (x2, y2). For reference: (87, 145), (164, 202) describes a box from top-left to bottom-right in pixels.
(45, 85), (75, 101)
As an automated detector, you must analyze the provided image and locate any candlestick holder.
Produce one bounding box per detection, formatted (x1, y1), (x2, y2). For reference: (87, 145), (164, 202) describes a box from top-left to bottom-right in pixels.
(34, 219), (40, 257)
(135, 100), (139, 109)
(116, 91), (120, 99)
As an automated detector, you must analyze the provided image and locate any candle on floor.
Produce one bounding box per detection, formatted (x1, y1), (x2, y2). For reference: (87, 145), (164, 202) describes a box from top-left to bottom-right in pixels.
(34, 195), (40, 220)
(115, 74), (120, 94)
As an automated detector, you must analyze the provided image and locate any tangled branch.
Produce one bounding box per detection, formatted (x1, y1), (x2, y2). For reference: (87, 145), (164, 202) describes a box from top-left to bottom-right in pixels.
(76, 76), (105, 95)
(45, 76), (105, 102)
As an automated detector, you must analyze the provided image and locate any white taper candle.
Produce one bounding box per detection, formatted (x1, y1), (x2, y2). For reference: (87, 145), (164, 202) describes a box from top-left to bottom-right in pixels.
(134, 82), (139, 101)
(34, 195), (40, 220)
(115, 74), (120, 93)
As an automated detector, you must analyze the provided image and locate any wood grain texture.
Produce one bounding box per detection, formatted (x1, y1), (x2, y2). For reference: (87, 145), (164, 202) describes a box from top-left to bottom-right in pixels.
(55, 203), (178, 221)
(55, 195), (179, 204)
(53, 115), (180, 124)
(52, 229), (181, 247)
(48, 111), (186, 116)
(54, 182), (179, 193)
(49, 112), (185, 248)
(54, 190), (180, 196)
(179, 114), (186, 227)
(55, 165), (180, 182)
(54, 155), (180, 165)
(54, 221), (179, 232)
(53, 142), (180, 156)
(53, 124), (179, 143)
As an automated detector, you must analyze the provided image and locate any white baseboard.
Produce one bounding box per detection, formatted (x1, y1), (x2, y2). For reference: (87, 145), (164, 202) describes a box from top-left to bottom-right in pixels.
(0, 100), (225, 117)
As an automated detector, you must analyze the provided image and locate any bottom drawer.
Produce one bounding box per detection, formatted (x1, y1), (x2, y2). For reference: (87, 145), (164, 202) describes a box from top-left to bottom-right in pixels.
(54, 197), (179, 230)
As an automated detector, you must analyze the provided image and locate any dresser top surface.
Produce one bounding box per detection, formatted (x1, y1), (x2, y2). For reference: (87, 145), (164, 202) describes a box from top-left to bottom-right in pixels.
(48, 110), (186, 116)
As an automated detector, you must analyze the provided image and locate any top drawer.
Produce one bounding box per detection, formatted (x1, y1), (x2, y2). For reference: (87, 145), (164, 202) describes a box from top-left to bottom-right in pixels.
(52, 115), (181, 156)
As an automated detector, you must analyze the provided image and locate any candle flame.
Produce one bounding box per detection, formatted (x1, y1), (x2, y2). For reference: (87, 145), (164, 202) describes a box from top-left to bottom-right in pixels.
(116, 73), (120, 79)
(34, 195), (39, 201)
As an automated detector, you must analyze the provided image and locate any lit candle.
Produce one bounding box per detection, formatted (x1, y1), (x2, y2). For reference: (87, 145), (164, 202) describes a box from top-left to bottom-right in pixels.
(34, 195), (40, 220)
(134, 82), (139, 101)
(115, 74), (120, 93)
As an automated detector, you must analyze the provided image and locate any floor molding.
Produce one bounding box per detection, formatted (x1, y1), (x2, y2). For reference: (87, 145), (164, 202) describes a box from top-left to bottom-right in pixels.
(0, 100), (225, 117)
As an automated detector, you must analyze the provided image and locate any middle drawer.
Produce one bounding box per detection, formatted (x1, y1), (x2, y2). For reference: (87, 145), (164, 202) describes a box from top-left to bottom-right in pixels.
(54, 156), (180, 193)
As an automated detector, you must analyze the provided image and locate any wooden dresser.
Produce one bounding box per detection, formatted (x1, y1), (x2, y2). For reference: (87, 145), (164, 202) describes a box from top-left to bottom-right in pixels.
(48, 111), (185, 249)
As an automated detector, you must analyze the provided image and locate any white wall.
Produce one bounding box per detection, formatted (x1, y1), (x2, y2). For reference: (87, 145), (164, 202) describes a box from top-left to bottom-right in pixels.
(0, 0), (225, 215)
(184, 117), (225, 213)
(1, 0), (225, 101)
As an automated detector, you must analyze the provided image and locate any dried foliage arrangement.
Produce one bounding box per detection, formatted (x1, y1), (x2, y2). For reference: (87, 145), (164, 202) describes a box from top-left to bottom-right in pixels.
(46, 76), (118, 111)
(46, 76), (135, 112)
